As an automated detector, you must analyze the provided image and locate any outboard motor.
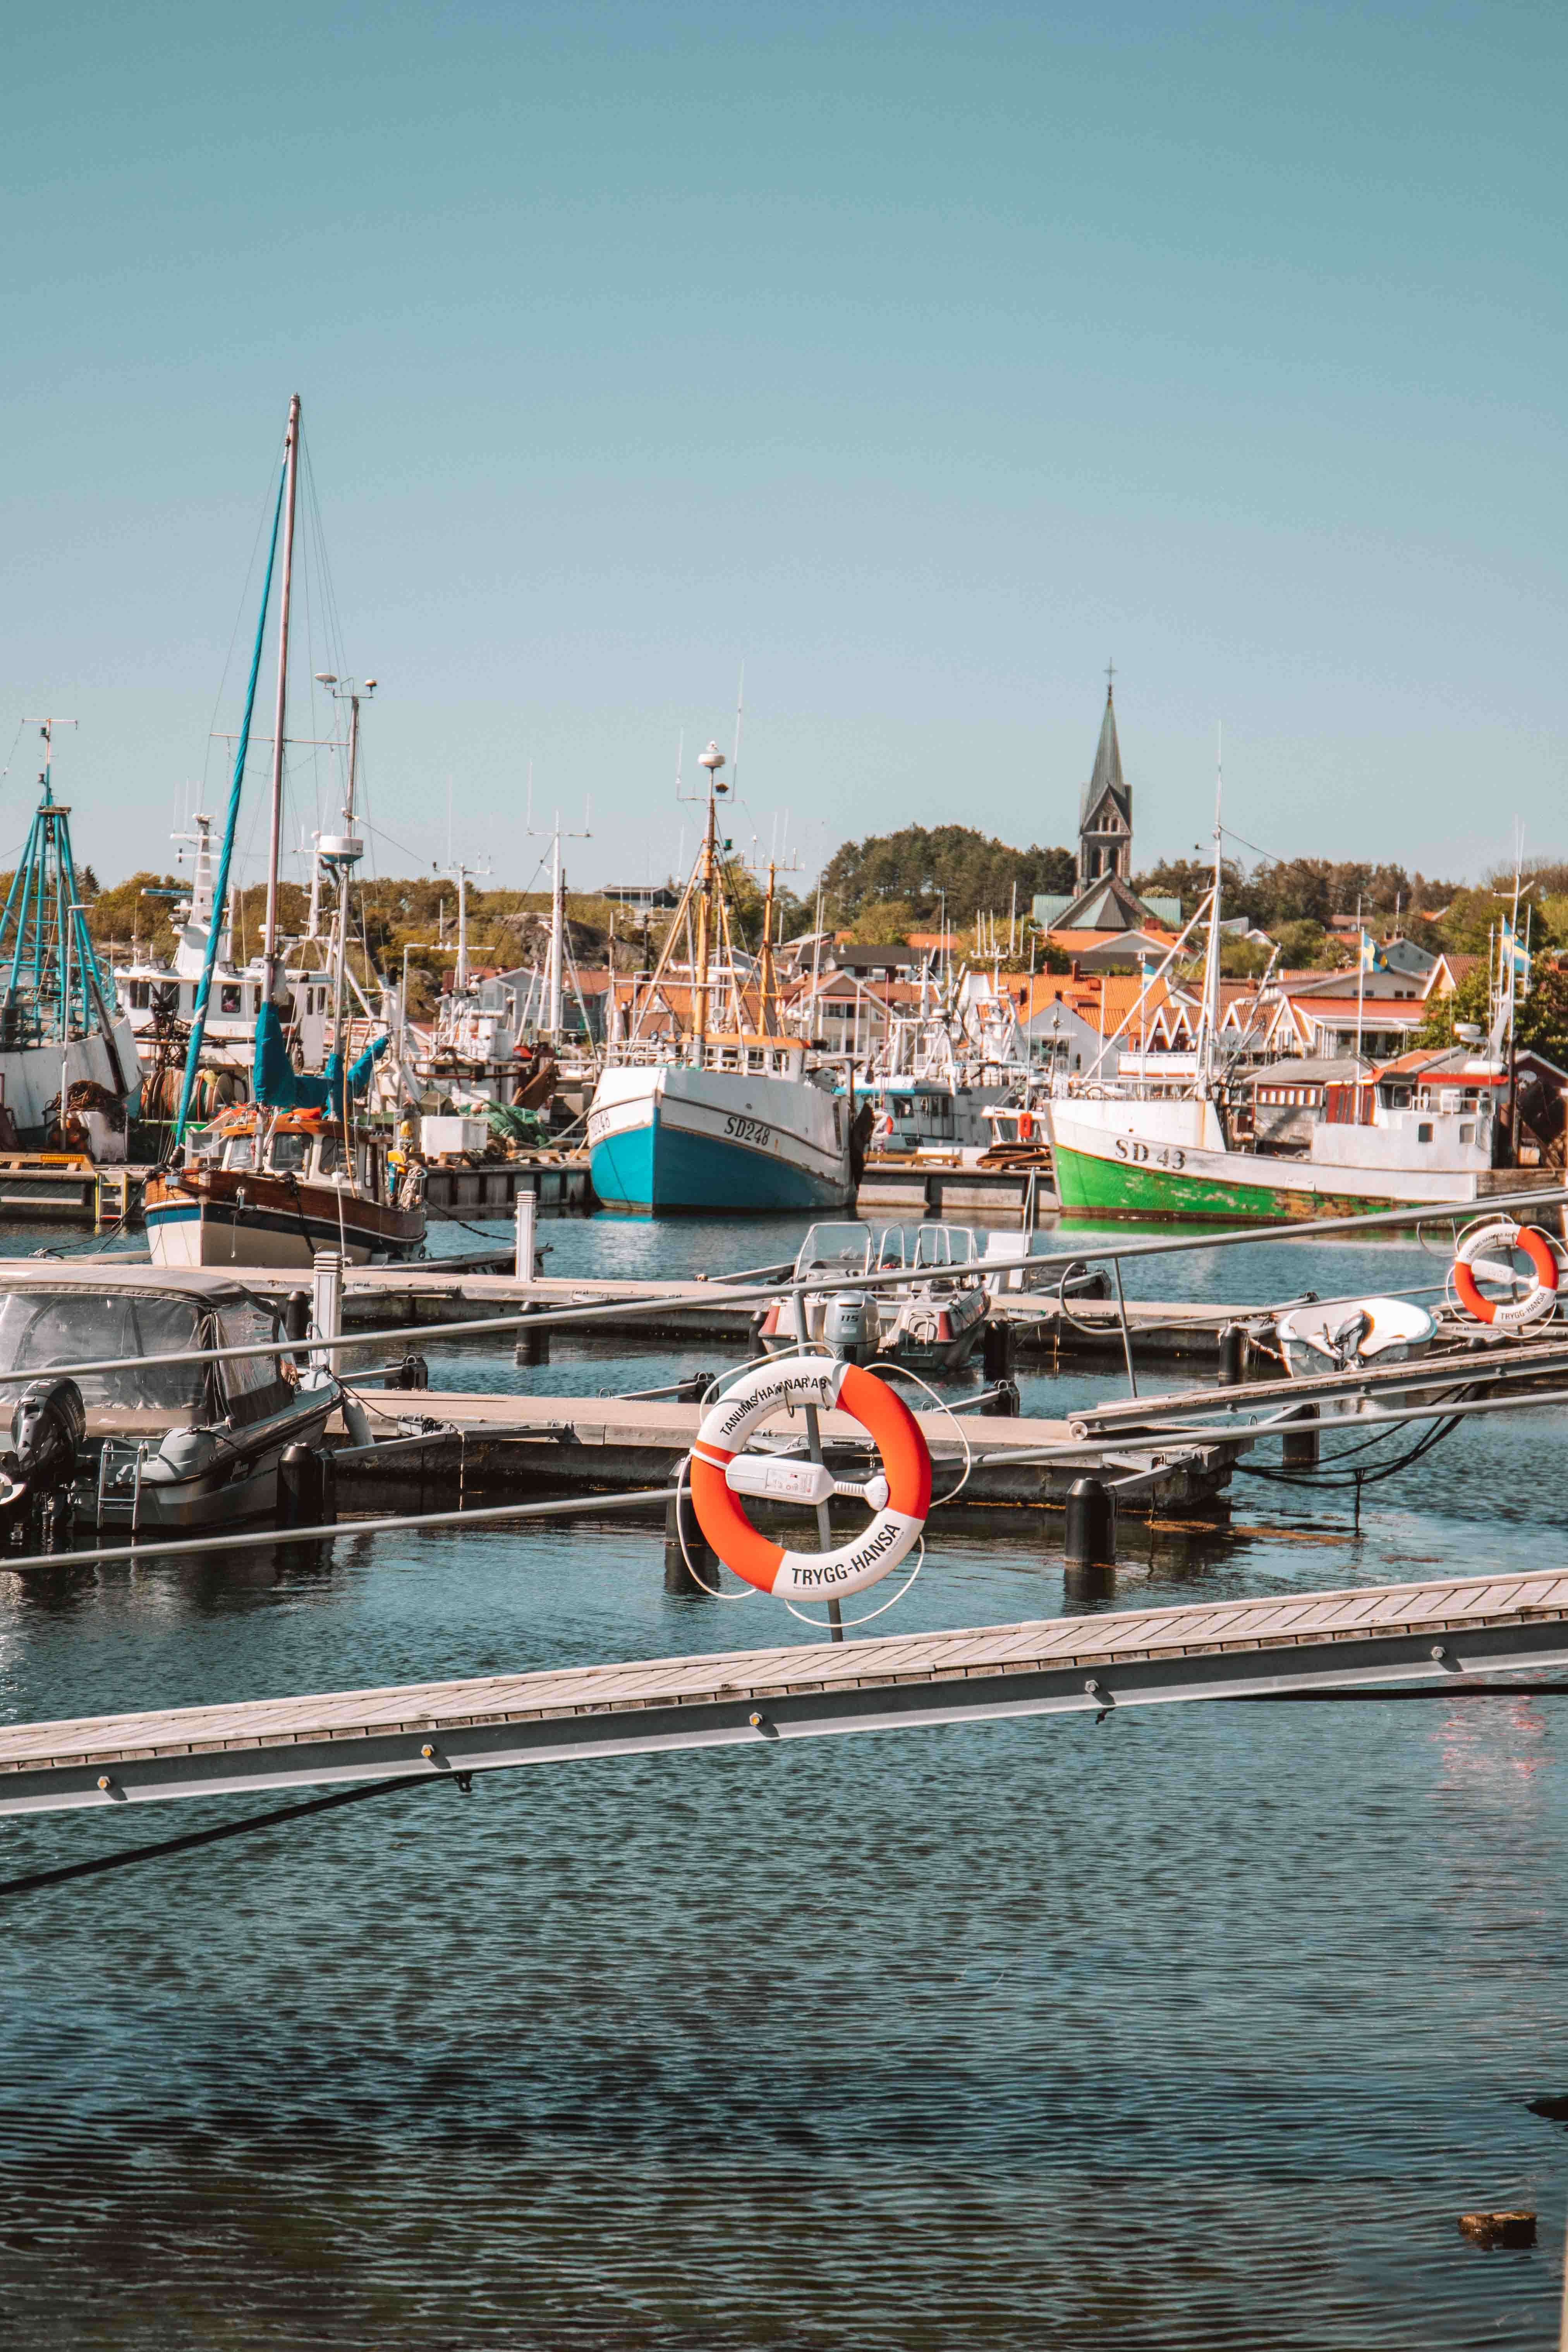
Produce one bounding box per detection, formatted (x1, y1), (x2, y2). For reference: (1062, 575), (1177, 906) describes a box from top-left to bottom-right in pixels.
(823, 1290), (876, 1366)
(0, 1377), (86, 1548)
(11, 1377), (86, 1494)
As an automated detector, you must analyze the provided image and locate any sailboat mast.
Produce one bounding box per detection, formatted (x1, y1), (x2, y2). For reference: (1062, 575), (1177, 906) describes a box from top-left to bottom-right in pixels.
(758, 860), (778, 1035)
(1198, 723), (1224, 1094)
(547, 826), (565, 1039)
(263, 393), (301, 1002)
(694, 743), (725, 1051)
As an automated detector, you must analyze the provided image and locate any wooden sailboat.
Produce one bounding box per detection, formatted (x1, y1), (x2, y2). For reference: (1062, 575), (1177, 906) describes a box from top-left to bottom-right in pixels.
(146, 396), (426, 1269)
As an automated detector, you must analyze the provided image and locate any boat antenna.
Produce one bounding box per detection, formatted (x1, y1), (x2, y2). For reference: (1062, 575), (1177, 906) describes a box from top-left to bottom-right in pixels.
(1198, 721), (1224, 1095)
(526, 799), (591, 1044)
(731, 661), (745, 796)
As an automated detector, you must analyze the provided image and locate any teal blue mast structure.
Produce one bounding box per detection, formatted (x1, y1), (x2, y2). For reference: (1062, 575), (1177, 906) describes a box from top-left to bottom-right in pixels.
(0, 722), (128, 1097)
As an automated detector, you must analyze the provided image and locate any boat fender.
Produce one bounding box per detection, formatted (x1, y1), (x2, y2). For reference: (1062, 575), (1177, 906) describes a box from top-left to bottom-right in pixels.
(341, 1394), (374, 1448)
(689, 1354), (931, 1598)
(1451, 1220), (1560, 1327)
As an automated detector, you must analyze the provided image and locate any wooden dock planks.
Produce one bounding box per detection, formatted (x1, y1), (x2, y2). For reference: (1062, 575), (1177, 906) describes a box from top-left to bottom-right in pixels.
(4, 1566), (1568, 1814)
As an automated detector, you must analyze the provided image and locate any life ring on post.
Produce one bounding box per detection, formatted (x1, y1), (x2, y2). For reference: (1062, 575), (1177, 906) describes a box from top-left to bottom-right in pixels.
(689, 1355), (932, 1598)
(1451, 1219), (1560, 1328)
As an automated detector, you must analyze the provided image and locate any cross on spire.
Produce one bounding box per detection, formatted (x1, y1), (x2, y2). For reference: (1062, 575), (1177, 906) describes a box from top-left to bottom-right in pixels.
(1104, 656), (1116, 696)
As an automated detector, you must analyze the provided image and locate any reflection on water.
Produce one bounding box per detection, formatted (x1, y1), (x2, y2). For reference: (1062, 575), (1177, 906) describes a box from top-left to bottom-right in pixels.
(0, 1215), (1564, 2346)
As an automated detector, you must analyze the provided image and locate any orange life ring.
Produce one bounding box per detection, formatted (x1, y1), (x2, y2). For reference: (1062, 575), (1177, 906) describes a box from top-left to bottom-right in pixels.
(689, 1355), (931, 1598)
(1452, 1219), (1559, 1327)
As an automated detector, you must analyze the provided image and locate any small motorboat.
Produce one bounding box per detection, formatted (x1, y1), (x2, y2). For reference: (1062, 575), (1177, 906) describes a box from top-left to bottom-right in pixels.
(0, 1265), (340, 1532)
(1274, 1294), (1437, 1418)
(757, 1220), (990, 1375)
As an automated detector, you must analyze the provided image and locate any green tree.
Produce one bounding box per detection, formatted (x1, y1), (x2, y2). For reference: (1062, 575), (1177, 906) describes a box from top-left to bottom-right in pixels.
(1414, 964), (1490, 1049)
(848, 898), (918, 945)
(819, 825), (1074, 924)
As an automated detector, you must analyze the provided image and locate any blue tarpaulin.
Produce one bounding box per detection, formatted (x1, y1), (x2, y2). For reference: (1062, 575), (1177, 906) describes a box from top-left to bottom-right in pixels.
(252, 1001), (389, 1115)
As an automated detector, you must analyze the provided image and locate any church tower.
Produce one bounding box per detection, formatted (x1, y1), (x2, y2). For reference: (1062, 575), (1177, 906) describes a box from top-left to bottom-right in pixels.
(1077, 679), (1132, 892)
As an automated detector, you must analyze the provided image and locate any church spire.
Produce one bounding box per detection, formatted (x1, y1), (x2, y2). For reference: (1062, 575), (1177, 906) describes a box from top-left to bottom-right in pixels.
(1078, 675), (1132, 890)
(1089, 677), (1124, 804)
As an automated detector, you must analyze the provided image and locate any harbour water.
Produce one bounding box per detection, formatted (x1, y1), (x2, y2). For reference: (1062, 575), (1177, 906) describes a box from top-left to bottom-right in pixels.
(2, 1211), (1565, 2348)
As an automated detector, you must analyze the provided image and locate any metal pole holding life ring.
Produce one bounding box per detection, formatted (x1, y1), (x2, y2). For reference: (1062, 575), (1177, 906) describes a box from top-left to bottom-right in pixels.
(688, 1355), (931, 1599)
(1449, 1218), (1561, 1328)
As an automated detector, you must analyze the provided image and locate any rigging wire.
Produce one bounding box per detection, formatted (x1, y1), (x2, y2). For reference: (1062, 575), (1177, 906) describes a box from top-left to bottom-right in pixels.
(200, 420), (291, 813)
(0, 1772), (444, 1905)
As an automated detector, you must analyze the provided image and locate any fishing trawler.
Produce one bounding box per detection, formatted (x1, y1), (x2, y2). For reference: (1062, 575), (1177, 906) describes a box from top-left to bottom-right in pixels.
(0, 723), (140, 1152)
(146, 395), (424, 1269)
(588, 747), (852, 1213)
(1049, 795), (1558, 1222)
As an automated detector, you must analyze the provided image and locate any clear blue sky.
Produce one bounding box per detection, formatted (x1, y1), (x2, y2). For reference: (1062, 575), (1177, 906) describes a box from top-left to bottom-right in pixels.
(3, 0), (1563, 901)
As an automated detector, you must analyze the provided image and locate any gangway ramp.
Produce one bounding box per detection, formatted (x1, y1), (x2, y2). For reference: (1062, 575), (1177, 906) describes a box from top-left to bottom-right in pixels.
(4, 1568), (1568, 1816)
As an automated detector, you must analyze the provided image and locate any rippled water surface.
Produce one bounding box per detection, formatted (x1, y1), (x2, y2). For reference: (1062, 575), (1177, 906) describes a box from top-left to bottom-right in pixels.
(1, 1206), (1565, 2349)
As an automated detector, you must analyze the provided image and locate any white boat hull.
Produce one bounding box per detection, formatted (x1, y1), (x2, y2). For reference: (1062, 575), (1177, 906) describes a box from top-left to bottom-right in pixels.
(589, 1062), (853, 1213)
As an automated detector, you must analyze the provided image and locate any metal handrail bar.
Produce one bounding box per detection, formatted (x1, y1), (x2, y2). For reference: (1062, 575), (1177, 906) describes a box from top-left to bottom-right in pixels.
(965, 1379), (1568, 1472)
(1071, 1332), (1568, 1428)
(0, 1183), (1562, 1395)
(0, 1483), (673, 1578)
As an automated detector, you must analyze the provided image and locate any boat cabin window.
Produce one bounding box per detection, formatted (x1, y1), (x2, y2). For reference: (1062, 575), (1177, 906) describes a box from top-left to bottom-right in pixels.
(0, 1288), (208, 1411)
(268, 1132), (308, 1174)
(217, 1302), (292, 1426)
(747, 1049), (766, 1072)
(220, 984), (242, 1015)
(127, 979), (151, 1011)
(313, 1134), (342, 1177)
(1460, 1123), (1474, 1144)
(221, 1137), (256, 1172)
(1417, 1122), (1433, 1143)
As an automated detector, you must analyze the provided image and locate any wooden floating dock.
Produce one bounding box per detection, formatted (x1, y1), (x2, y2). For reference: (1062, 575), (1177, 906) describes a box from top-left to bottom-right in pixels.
(421, 1154), (591, 1215)
(0, 1161), (149, 1226)
(223, 1264), (1381, 1367)
(5, 1565), (1565, 1815)
(76, 1392), (1233, 1517)
(855, 1156), (1046, 1222)
(0, 1155), (590, 1228)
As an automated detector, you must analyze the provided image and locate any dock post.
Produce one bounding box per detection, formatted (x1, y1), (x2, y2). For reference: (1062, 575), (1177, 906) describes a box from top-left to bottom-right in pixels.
(981, 1318), (1016, 1384)
(1218, 1322), (1248, 1386)
(1064, 1475), (1115, 1568)
(1281, 1406), (1319, 1469)
(278, 1442), (323, 1529)
(311, 1251), (344, 1374)
(664, 1477), (718, 1595)
(514, 1305), (550, 1367)
(515, 1188), (538, 1281)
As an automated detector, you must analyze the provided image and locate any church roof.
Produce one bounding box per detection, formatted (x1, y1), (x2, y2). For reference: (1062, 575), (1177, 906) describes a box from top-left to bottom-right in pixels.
(1080, 686), (1131, 829)
(1045, 869), (1164, 935)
